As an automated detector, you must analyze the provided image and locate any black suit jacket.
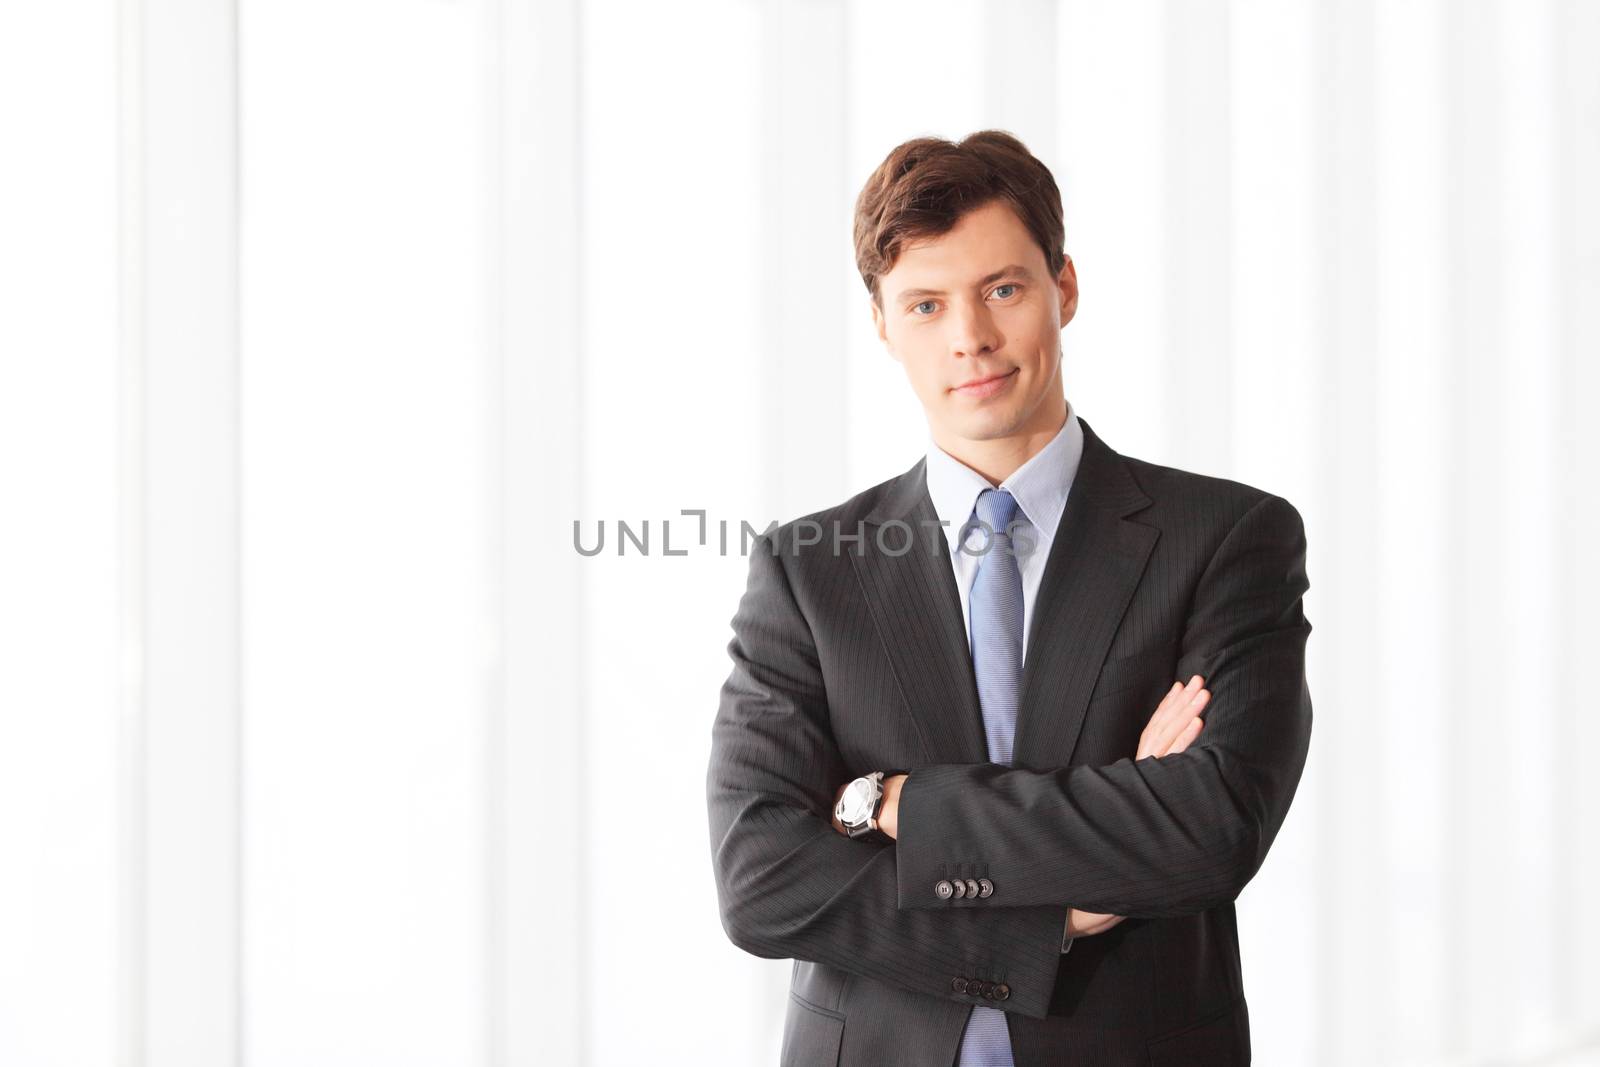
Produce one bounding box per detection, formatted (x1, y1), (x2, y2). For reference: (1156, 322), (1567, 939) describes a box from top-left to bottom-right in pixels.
(706, 416), (1312, 1066)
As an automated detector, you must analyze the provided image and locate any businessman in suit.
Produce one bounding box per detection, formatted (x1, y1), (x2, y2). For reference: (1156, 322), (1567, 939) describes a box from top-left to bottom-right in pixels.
(706, 131), (1312, 1066)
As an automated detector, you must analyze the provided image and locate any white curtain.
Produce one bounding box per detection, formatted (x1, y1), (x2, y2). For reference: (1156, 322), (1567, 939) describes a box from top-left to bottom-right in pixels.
(2, 1), (1595, 1065)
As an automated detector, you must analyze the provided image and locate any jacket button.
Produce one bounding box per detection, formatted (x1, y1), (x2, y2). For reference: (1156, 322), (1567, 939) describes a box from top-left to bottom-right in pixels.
(952, 879), (967, 898)
(974, 980), (992, 997)
(935, 879), (954, 900)
(951, 976), (969, 994)
(964, 878), (980, 899)
(977, 878), (994, 898)
(995, 983), (1010, 1001)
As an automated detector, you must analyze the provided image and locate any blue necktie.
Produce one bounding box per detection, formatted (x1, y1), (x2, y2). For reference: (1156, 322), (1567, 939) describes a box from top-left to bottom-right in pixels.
(956, 488), (1025, 1066)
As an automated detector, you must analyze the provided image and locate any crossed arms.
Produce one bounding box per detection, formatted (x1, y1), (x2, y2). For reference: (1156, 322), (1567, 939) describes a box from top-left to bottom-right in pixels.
(704, 493), (1312, 1021)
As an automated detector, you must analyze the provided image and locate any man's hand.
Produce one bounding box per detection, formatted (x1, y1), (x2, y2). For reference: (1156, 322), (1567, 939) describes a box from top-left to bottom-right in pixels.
(1068, 673), (1211, 936)
(829, 673), (1212, 929)
(1136, 674), (1210, 762)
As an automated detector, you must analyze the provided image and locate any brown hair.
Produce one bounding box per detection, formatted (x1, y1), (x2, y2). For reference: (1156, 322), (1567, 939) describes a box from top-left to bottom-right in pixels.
(853, 129), (1066, 308)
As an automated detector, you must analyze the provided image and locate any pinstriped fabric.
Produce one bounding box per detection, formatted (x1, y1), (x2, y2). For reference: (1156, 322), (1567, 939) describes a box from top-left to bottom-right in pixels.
(705, 522), (1071, 1021)
(957, 486), (1028, 1065)
(707, 416), (1310, 1065)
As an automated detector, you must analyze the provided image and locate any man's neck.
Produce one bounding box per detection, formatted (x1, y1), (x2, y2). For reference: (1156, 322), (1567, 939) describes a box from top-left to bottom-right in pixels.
(933, 398), (1069, 487)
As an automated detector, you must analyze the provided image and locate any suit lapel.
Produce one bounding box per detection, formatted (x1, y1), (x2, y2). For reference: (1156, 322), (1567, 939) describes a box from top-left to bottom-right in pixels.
(1012, 419), (1159, 770)
(851, 417), (1157, 770)
(850, 458), (989, 763)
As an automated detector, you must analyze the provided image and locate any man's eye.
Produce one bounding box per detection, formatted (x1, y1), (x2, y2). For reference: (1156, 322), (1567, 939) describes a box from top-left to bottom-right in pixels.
(913, 301), (937, 315)
(992, 284), (1018, 299)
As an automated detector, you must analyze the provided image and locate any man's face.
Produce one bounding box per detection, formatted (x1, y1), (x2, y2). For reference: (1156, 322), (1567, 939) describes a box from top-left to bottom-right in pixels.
(871, 199), (1077, 449)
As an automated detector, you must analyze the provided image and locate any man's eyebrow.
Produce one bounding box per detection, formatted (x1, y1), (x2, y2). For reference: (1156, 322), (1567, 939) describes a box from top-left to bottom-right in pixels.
(893, 264), (1034, 305)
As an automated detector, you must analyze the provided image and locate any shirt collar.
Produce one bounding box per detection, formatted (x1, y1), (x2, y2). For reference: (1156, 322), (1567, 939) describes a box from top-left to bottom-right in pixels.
(924, 399), (1084, 546)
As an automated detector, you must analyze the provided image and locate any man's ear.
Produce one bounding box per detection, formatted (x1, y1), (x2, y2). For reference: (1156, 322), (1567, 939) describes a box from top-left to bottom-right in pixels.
(871, 299), (899, 361)
(1057, 254), (1079, 328)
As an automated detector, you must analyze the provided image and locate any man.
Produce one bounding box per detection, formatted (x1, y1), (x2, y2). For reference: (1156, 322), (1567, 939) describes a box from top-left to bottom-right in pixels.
(706, 130), (1312, 1066)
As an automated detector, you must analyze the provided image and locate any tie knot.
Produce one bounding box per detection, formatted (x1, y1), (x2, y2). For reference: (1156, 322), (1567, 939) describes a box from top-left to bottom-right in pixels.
(973, 487), (1021, 534)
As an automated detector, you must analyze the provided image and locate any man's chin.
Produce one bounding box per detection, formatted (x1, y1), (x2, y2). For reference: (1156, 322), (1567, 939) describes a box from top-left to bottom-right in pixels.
(937, 410), (1025, 444)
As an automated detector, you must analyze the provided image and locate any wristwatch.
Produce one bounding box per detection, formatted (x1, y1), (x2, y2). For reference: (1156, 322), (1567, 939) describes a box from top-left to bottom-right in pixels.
(834, 771), (888, 839)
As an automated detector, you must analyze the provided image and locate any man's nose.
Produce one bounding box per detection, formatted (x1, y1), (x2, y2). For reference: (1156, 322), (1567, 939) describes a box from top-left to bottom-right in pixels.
(945, 301), (1002, 358)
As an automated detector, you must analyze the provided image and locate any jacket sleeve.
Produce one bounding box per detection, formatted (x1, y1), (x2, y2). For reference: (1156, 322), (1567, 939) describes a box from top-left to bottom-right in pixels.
(706, 531), (1072, 1019)
(894, 493), (1313, 918)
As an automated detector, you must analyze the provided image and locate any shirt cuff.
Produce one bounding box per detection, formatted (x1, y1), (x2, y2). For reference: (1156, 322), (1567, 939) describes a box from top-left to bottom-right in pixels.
(1061, 912), (1074, 954)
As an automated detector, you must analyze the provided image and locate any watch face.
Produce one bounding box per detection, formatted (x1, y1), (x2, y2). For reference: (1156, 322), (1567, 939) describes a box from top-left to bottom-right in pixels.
(838, 781), (871, 823)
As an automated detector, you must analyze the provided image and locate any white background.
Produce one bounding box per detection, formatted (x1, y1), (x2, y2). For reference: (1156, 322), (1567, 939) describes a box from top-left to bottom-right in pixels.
(1, 1), (1597, 1065)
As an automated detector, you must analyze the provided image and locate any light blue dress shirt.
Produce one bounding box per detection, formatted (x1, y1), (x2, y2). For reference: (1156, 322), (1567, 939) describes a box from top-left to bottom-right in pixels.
(923, 398), (1085, 953)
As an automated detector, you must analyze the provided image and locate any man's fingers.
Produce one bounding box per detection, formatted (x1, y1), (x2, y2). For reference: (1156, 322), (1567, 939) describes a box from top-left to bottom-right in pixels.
(1091, 915), (1128, 936)
(1067, 908), (1129, 937)
(1138, 675), (1207, 759)
(1150, 686), (1209, 756)
(1150, 675), (1203, 735)
(1166, 713), (1204, 756)
(1065, 907), (1110, 935)
(1154, 681), (1185, 721)
(1136, 680), (1188, 759)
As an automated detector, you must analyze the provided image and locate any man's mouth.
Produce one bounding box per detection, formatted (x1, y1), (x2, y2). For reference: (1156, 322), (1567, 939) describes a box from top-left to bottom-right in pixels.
(952, 368), (1018, 398)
